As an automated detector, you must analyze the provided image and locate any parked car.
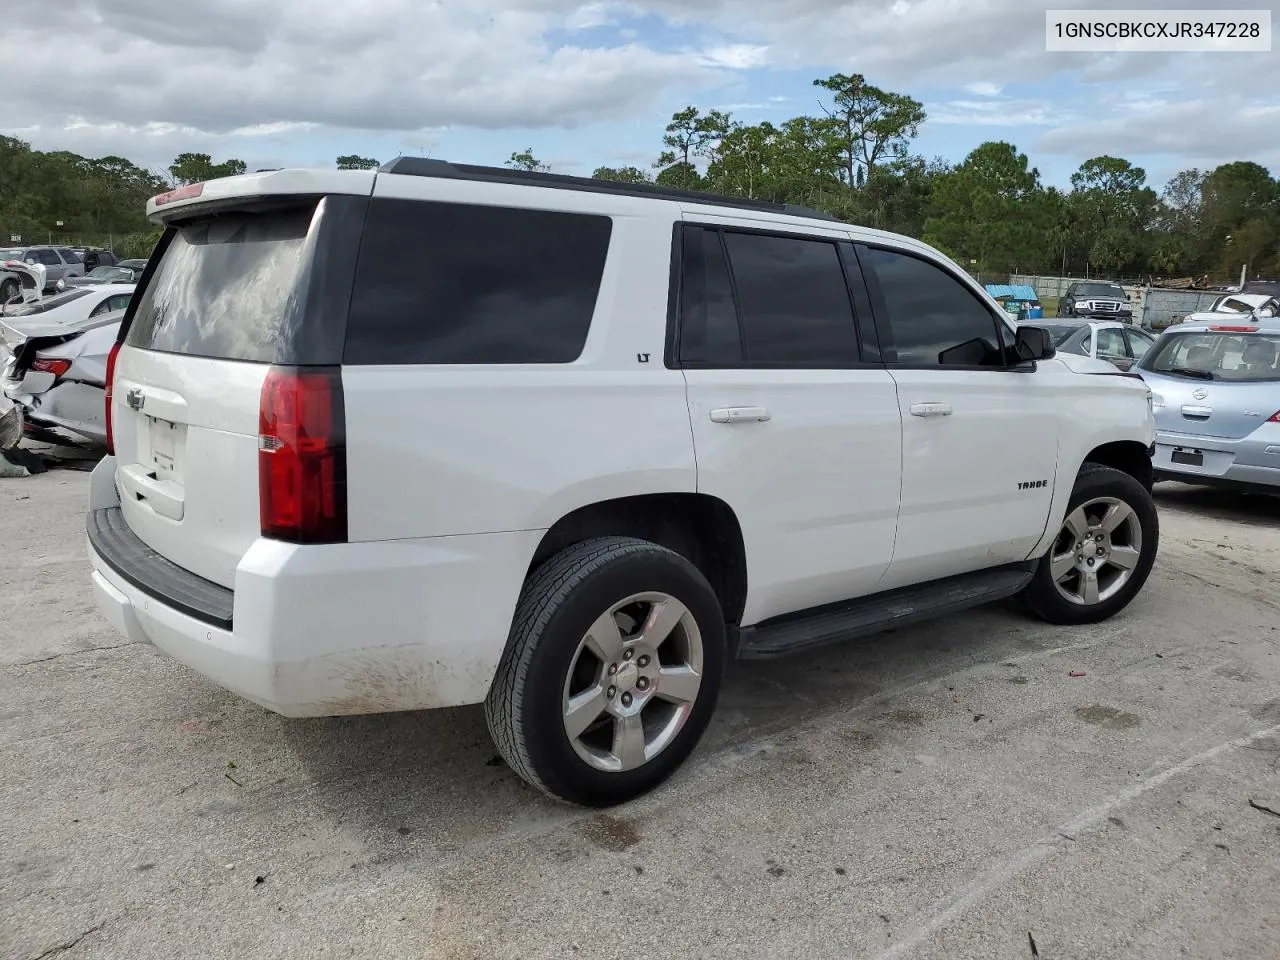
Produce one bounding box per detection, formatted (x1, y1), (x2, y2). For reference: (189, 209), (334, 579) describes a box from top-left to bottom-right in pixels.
(1058, 281), (1134, 321)
(0, 284), (135, 323)
(1, 309), (122, 445)
(1137, 319), (1280, 491)
(0, 246), (85, 291)
(74, 247), (120, 272)
(1178, 293), (1279, 326)
(1037, 319), (1156, 371)
(86, 160), (1158, 806)
(1, 259), (47, 306)
(63, 264), (145, 287)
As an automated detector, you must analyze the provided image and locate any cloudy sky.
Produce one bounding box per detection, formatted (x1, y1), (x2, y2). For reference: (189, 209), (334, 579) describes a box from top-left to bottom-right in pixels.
(1, 0), (1276, 191)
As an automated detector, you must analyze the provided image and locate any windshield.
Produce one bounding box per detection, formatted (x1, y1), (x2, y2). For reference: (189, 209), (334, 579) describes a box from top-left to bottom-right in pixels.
(1039, 322), (1084, 347)
(89, 266), (132, 280)
(1075, 283), (1125, 299)
(1141, 331), (1280, 382)
(4, 289), (92, 316)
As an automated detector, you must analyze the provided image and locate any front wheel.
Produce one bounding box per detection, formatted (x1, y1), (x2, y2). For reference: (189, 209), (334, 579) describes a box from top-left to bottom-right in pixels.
(0, 279), (18, 305)
(485, 537), (726, 807)
(1022, 463), (1159, 625)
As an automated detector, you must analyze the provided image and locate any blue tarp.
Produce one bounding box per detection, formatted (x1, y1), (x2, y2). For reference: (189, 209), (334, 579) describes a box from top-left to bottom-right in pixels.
(984, 284), (1039, 302)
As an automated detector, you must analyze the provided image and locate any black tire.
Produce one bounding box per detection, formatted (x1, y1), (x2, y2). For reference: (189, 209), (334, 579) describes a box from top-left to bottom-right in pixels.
(1022, 463), (1159, 625)
(485, 536), (726, 807)
(0, 279), (18, 305)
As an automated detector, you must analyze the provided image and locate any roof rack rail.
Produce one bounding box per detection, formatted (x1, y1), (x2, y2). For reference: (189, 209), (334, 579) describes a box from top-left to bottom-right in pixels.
(376, 156), (842, 223)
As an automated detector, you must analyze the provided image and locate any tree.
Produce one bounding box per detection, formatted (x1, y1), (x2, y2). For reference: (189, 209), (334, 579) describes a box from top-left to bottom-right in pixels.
(655, 106), (730, 190)
(1198, 162), (1279, 276)
(923, 141), (1055, 274)
(813, 73), (925, 188)
(506, 148), (550, 173)
(591, 165), (653, 184)
(167, 152), (247, 185)
(336, 155), (379, 170)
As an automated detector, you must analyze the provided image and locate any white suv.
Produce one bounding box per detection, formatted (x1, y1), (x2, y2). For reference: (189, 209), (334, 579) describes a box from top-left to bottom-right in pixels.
(86, 160), (1159, 806)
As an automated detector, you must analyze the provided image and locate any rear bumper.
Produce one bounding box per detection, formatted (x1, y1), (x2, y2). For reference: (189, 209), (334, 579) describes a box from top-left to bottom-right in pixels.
(1152, 427), (1280, 490)
(87, 457), (541, 717)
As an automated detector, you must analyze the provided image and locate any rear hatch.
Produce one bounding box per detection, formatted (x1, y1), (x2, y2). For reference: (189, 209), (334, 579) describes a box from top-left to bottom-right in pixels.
(109, 179), (371, 588)
(1140, 328), (1280, 440)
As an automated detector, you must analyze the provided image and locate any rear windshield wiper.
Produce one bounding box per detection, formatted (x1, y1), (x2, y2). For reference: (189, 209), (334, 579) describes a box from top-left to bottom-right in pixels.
(1165, 366), (1214, 380)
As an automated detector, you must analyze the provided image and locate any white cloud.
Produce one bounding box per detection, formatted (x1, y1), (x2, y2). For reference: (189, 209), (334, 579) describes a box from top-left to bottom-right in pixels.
(698, 43), (771, 69)
(0, 0), (726, 145)
(1, 0), (1276, 180)
(929, 98), (1059, 127)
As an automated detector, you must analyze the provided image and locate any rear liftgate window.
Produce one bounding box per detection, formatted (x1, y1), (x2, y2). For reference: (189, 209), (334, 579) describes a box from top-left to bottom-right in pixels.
(344, 198), (613, 364)
(125, 203), (317, 363)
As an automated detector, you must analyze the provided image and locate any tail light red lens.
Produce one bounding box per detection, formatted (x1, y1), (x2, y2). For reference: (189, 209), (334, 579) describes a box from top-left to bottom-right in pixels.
(31, 357), (72, 378)
(103, 341), (122, 455)
(1269, 411), (1280, 423)
(258, 366), (347, 544)
(1208, 325), (1258, 333)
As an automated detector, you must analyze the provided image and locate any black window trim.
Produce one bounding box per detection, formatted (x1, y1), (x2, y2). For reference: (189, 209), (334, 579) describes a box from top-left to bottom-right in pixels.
(855, 241), (1021, 372)
(668, 220), (882, 370)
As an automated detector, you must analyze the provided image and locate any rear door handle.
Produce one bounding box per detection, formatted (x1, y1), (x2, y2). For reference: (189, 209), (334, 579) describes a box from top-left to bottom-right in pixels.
(909, 402), (953, 418)
(709, 406), (770, 424)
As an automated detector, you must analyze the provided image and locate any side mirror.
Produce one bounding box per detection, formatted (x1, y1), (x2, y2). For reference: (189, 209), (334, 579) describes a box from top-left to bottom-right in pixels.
(1014, 325), (1055, 362)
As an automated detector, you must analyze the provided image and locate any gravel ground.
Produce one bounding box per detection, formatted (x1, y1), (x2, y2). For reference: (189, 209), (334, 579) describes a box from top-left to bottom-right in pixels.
(2, 470), (1279, 960)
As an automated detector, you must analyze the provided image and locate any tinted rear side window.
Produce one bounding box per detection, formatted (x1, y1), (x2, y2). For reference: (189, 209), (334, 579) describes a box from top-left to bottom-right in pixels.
(678, 227), (743, 364)
(126, 203), (316, 362)
(344, 198), (612, 365)
(721, 232), (860, 365)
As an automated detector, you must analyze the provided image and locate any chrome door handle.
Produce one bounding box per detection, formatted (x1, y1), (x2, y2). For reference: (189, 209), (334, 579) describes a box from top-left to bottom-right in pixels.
(909, 402), (952, 418)
(709, 406), (771, 424)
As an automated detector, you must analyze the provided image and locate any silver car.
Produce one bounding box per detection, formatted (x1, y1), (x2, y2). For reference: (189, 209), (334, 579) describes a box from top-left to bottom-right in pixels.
(1137, 318), (1280, 491)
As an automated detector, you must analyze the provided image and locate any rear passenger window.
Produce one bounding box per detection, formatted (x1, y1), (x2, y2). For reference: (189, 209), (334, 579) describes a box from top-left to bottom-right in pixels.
(678, 228), (743, 364)
(345, 199), (612, 365)
(864, 247), (1007, 367)
(722, 232), (860, 365)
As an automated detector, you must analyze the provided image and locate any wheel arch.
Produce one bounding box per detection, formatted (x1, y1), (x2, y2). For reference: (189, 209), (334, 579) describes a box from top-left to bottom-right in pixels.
(527, 492), (748, 629)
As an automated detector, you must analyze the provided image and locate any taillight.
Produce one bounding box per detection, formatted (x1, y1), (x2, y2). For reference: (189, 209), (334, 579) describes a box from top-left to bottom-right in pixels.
(258, 366), (347, 544)
(103, 341), (122, 455)
(1209, 325), (1258, 333)
(31, 357), (72, 378)
(1269, 411), (1280, 423)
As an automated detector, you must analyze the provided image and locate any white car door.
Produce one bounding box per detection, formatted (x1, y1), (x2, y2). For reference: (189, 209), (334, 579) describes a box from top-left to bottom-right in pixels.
(676, 218), (902, 625)
(854, 242), (1063, 591)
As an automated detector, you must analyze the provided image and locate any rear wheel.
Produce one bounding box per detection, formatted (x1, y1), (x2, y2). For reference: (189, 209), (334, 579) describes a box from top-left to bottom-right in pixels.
(1022, 464), (1159, 625)
(0, 279), (18, 305)
(485, 536), (726, 807)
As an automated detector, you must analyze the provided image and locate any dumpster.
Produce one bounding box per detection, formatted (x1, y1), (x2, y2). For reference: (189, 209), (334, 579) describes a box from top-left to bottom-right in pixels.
(985, 284), (1041, 322)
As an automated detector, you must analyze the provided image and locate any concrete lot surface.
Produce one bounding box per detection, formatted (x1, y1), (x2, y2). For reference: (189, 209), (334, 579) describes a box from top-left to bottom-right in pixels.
(3, 472), (1279, 960)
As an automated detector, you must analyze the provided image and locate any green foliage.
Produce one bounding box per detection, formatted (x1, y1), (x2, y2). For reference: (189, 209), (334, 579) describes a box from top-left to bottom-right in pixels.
(336, 155), (380, 170)
(168, 152), (247, 185)
(655, 106), (729, 189)
(813, 73), (926, 186)
(506, 148), (550, 172)
(591, 165), (653, 184)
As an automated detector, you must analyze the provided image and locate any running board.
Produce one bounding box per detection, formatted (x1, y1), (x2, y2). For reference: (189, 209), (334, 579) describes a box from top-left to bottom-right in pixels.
(736, 562), (1037, 660)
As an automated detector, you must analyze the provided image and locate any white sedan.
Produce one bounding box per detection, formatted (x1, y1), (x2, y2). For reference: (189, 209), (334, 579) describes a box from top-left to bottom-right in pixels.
(1035, 318), (1157, 371)
(1181, 293), (1279, 325)
(0, 284), (136, 324)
